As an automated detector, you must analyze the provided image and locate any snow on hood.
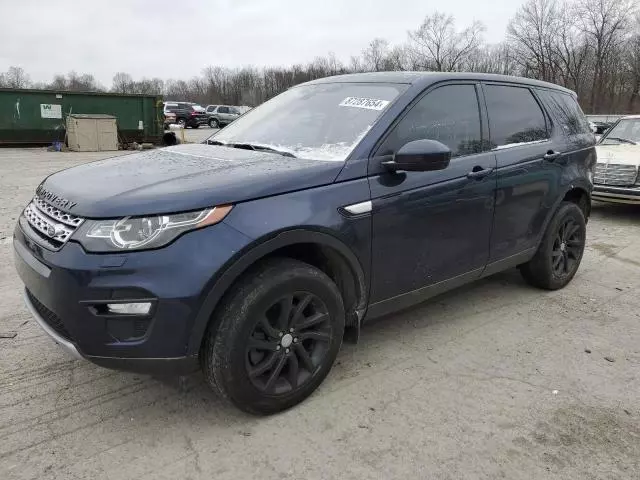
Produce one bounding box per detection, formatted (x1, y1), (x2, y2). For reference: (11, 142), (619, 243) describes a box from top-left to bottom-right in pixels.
(596, 144), (640, 166)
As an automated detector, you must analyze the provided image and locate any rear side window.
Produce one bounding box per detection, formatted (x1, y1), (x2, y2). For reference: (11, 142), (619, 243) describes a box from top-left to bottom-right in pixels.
(484, 85), (548, 149)
(537, 90), (591, 136)
(218, 106), (230, 114)
(206, 106), (217, 112)
(378, 84), (483, 158)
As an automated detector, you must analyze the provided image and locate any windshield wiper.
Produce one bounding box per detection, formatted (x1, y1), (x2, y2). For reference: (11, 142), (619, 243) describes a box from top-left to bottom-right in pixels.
(230, 143), (297, 158)
(206, 140), (296, 157)
(606, 137), (637, 145)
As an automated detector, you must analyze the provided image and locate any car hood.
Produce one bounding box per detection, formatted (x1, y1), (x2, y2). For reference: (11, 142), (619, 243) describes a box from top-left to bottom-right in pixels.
(595, 144), (640, 166)
(40, 144), (345, 218)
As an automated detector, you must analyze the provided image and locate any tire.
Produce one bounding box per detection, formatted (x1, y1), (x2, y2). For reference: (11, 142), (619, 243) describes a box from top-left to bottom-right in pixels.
(209, 118), (219, 128)
(177, 118), (186, 128)
(202, 258), (345, 415)
(192, 124), (199, 129)
(520, 201), (586, 290)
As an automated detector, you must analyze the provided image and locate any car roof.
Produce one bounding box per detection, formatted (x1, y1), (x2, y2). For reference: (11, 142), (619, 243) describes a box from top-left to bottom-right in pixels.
(299, 71), (574, 95)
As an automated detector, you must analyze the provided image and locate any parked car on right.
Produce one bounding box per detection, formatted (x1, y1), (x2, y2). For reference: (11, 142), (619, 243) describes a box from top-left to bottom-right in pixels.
(592, 115), (640, 204)
(205, 105), (242, 128)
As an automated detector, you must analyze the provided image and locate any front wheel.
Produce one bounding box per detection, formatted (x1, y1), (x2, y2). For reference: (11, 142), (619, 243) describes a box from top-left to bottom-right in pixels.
(520, 201), (586, 290)
(202, 258), (345, 415)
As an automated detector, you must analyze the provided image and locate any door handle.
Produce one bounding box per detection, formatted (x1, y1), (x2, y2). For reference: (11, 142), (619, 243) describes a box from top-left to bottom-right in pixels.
(543, 150), (562, 161)
(467, 166), (494, 179)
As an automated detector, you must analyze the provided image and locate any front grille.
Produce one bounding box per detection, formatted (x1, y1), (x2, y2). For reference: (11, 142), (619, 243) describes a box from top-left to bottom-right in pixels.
(594, 163), (638, 186)
(26, 290), (73, 342)
(22, 196), (84, 250)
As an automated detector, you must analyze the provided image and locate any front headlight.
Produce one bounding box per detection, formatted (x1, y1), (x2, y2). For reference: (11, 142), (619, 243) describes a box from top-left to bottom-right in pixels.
(74, 205), (232, 252)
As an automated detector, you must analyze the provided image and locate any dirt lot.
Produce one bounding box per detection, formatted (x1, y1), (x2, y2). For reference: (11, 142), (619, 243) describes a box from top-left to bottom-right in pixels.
(1, 147), (639, 480)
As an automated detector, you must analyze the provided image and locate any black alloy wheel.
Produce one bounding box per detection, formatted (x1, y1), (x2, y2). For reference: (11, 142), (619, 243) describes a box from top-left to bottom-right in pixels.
(202, 258), (345, 415)
(551, 217), (583, 276)
(520, 201), (586, 290)
(245, 292), (332, 395)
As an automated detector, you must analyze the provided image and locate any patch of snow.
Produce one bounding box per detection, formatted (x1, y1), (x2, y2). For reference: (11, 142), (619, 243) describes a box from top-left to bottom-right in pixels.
(252, 125), (373, 162)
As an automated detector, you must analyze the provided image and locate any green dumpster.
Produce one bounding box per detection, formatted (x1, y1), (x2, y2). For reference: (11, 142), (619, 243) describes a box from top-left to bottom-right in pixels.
(0, 88), (163, 145)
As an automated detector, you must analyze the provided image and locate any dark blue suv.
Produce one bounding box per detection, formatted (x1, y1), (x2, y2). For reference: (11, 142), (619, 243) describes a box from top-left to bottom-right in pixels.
(13, 72), (596, 414)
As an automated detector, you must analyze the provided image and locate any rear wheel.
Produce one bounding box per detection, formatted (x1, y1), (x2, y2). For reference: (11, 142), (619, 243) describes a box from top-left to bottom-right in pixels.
(202, 258), (345, 415)
(209, 118), (219, 128)
(520, 201), (586, 290)
(192, 124), (199, 129)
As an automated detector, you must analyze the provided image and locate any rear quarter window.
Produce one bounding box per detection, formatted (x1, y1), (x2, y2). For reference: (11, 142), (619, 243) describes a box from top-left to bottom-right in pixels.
(537, 90), (592, 136)
(484, 85), (548, 149)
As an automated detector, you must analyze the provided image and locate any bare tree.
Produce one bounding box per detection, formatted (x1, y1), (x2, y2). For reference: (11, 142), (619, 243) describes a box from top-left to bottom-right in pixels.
(112, 72), (134, 94)
(362, 38), (390, 71)
(409, 12), (485, 71)
(44, 72), (102, 91)
(576, 0), (636, 111)
(466, 44), (518, 75)
(3, 66), (31, 88)
(133, 77), (164, 95)
(626, 29), (640, 110)
(507, 0), (563, 82)
(555, 7), (592, 101)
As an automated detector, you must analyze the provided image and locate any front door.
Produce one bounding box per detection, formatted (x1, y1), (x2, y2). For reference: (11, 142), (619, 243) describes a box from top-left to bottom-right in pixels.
(367, 83), (497, 313)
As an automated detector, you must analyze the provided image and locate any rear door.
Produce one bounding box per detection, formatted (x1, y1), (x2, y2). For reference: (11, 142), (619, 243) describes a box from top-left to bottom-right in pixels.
(534, 88), (595, 183)
(368, 82), (497, 307)
(483, 83), (561, 263)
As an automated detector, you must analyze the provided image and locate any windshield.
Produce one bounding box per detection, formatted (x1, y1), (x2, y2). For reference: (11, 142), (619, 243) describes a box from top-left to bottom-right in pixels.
(600, 118), (640, 145)
(208, 83), (406, 161)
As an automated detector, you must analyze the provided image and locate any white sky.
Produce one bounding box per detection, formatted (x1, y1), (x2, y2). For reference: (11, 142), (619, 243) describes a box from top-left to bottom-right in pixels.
(0, 0), (524, 86)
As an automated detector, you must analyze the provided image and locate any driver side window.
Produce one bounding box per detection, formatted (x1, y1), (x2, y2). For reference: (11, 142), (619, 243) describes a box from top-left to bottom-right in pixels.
(377, 84), (484, 158)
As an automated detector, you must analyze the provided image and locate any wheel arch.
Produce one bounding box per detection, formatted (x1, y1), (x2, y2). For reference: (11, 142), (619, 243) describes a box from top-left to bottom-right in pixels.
(535, 183), (591, 250)
(562, 185), (591, 220)
(187, 229), (368, 356)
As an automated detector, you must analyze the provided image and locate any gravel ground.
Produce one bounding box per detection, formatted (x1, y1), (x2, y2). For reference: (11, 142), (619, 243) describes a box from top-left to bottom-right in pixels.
(0, 146), (639, 480)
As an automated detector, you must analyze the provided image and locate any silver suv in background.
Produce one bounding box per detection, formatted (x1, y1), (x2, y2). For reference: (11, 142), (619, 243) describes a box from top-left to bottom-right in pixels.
(205, 105), (242, 128)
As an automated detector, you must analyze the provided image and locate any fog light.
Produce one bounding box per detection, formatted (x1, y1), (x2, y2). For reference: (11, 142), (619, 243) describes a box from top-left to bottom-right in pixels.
(106, 302), (152, 315)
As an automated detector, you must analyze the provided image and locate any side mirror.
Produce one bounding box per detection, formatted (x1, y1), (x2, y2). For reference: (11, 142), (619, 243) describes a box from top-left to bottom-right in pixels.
(382, 139), (451, 172)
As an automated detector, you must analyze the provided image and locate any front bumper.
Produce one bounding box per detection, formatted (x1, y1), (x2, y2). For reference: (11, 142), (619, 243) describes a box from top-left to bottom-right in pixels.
(23, 289), (83, 360)
(592, 185), (640, 204)
(13, 218), (252, 375)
